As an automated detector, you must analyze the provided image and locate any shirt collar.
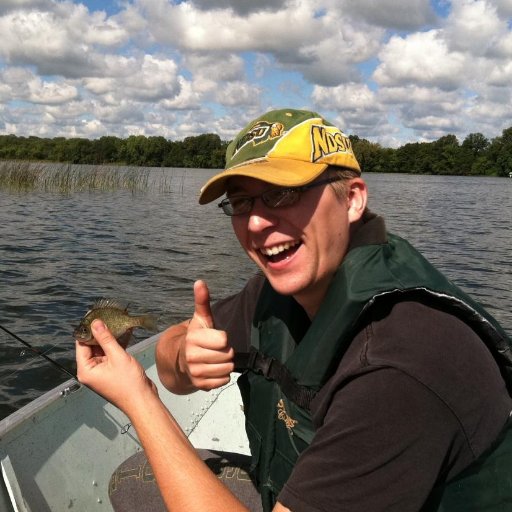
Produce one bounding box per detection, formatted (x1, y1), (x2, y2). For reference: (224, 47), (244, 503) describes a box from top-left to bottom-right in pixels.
(348, 210), (388, 252)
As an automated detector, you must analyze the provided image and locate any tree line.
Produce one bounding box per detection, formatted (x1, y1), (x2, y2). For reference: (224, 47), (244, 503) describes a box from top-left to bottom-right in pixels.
(0, 127), (511, 176)
(0, 133), (227, 169)
(350, 127), (512, 177)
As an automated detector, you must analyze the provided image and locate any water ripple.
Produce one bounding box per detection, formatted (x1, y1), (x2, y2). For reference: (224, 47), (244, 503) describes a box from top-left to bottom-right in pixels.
(0, 170), (510, 420)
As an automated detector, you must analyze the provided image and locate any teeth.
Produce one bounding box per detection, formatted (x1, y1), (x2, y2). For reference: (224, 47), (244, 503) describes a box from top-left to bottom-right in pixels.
(261, 241), (297, 256)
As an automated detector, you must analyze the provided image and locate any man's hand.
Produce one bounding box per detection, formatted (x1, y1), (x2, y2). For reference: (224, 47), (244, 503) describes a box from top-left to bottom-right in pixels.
(156, 280), (234, 393)
(76, 320), (158, 414)
(179, 280), (235, 390)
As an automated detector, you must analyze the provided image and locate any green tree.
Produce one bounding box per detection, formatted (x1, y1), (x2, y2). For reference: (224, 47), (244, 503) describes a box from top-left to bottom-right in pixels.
(48, 137), (68, 162)
(163, 140), (185, 167)
(182, 134), (224, 168)
(121, 135), (148, 166)
(350, 136), (387, 173)
(93, 136), (122, 164)
(494, 127), (512, 177)
(470, 155), (499, 176)
(430, 135), (470, 175)
(1, 126), (512, 174)
(64, 138), (94, 164)
(394, 142), (422, 174)
(462, 132), (489, 156)
(144, 136), (170, 167)
(0, 135), (19, 159)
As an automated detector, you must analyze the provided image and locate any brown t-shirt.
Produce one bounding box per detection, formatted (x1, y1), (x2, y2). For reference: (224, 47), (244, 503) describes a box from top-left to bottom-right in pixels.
(211, 247), (512, 512)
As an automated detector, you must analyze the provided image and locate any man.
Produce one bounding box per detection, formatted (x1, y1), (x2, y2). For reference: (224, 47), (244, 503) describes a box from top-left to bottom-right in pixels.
(77, 109), (512, 511)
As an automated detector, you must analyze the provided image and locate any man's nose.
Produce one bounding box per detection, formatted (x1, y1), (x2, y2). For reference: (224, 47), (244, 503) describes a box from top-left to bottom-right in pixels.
(247, 199), (278, 232)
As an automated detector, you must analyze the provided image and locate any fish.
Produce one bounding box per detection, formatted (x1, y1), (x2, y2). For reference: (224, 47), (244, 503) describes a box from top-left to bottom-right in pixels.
(73, 298), (158, 345)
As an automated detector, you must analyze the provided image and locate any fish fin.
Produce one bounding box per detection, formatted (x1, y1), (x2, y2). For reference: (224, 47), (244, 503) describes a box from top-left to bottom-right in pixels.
(90, 298), (126, 311)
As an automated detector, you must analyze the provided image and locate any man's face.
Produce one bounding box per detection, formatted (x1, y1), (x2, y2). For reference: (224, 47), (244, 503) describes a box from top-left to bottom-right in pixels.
(228, 174), (366, 317)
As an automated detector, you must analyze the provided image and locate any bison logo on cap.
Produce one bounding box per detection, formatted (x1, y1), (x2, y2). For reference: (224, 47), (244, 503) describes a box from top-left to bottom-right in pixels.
(233, 121), (284, 156)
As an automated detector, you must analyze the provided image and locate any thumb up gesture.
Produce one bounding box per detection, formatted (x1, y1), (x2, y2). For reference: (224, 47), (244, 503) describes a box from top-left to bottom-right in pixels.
(179, 280), (234, 390)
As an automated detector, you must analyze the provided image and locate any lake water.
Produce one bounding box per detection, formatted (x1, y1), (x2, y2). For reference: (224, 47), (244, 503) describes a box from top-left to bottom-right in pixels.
(1, 169), (511, 421)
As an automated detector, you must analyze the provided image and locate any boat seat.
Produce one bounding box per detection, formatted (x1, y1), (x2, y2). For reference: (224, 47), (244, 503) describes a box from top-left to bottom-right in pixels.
(109, 449), (262, 511)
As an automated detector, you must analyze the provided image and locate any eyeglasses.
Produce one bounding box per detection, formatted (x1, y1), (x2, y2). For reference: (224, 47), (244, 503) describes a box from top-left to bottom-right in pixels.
(218, 176), (343, 216)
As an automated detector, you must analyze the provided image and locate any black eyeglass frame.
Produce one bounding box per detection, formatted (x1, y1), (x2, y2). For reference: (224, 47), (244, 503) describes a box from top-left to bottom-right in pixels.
(217, 176), (344, 216)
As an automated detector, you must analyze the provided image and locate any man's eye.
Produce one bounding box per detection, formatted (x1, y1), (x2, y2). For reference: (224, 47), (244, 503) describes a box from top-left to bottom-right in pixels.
(265, 189), (295, 207)
(228, 197), (251, 212)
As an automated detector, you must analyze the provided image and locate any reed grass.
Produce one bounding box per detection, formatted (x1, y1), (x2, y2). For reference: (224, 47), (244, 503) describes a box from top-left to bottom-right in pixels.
(0, 161), (172, 194)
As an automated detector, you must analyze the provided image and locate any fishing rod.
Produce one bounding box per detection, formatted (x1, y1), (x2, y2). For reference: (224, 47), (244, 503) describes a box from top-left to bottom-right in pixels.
(0, 323), (77, 380)
(0, 322), (137, 435)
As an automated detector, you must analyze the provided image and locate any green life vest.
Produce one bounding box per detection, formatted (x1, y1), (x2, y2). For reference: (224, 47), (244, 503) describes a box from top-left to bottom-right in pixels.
(237, 232), (512, 511)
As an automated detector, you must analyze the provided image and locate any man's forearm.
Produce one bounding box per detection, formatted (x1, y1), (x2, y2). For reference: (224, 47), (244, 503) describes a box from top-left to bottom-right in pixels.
(155, 322), (197, 395)
(127, 390), (248, 511)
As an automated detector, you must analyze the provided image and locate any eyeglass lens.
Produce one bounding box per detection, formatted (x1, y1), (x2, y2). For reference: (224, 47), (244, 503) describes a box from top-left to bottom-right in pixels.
(219, 176), (342, 216)
(222, 188), (299, 215)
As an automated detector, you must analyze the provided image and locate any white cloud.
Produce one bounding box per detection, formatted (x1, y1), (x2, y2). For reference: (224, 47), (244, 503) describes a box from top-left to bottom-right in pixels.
(0, 3), (129, 77)
(0, 0), (511, 146)
(313, 82), (377, 111)
(81, 118), (107, 137)
(139, 0), (383, 86)
(45, 99), (92, 120)
(184, 53), (245, 83)
(127, 55), (181, 101)
(213, 81), (262, 106)
(404, 114), (460, 136)
(141, 0), (313, 52)
(189, 0), (286, 16)
(83, 55), (181, 102)
(379, 85), (454, 106)
(278, 18), (382, 86)
(160, 77), (202, 110)
(468, 105), (502, 129)
(312, 82), (391, 138)
(487, 60), (512, 86)
(0, 66), (78, 104)
(491, 0), (512, 17)
(92, 100), (146, 125)
(445, 0), (506, 56)
(28, 79), (78, 104)
(343, 0), (438, 30)
(373, 30), (466, 90)
(0, 0), (53, 15)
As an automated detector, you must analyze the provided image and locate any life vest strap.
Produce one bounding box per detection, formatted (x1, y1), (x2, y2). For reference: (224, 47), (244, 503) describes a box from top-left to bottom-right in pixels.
(235, 347), (317, 411)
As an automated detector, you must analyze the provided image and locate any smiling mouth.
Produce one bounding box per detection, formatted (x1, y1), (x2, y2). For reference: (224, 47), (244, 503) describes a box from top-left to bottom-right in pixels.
(259, 240), (301, 262)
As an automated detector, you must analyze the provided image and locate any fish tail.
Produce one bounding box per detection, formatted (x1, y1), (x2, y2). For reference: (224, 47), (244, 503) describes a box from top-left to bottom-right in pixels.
(137, 314), (159, 332)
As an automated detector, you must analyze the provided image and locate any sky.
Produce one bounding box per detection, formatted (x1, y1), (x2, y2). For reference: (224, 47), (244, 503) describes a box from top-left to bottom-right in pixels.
(0, 0), (511, 147)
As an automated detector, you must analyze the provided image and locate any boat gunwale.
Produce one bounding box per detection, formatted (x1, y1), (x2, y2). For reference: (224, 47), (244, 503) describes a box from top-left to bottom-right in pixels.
(0, 333), (160, 438)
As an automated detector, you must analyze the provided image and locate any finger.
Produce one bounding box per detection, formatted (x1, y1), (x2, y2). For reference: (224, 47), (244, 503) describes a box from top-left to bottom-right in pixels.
(195, 376), (232, 391)
(91, 320), (123, 356)
(189, 362), (235, 379)
(193, 280), (214, 329)
(187, 327), (231, 351)
(187, 344), (234, 364)
(75, 339), (93, 367)
(75, 340), (107, 383)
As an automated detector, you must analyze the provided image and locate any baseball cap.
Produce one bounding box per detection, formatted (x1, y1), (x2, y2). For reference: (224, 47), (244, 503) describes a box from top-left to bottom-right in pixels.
(199, 108), (361, 204)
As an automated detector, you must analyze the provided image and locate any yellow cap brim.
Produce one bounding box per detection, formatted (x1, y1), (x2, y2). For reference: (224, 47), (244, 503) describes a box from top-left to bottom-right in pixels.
(199, 158), (328, 204)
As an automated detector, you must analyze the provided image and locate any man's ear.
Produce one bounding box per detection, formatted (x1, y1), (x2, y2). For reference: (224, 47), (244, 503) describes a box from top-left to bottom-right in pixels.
(347, 178), (368, 224)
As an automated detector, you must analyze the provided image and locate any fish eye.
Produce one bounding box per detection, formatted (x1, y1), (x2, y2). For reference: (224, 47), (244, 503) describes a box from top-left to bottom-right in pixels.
(74, 325), (88, 337)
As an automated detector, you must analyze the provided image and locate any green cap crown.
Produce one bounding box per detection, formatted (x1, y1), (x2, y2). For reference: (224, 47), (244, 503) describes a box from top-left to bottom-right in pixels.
(199, 108), (360, 204)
